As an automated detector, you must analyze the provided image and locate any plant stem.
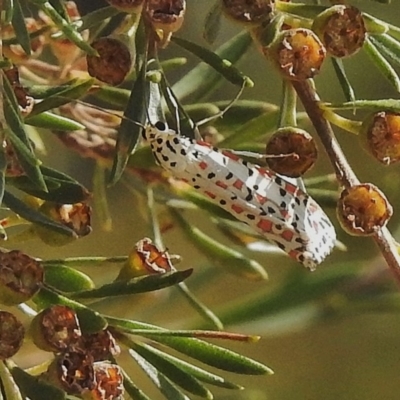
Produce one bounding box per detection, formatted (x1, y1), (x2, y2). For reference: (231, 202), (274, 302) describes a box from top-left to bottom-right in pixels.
(292, 79), (400, 283)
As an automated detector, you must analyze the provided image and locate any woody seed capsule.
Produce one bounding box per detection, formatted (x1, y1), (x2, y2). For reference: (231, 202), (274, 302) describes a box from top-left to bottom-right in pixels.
(221, 0), (275, 26)
(87, 36), (134, 86)
(266, 127), (318, 178)
(81, 363), (124, 400)
(361, 111), (400, 165)
(268, 28), (326, 81)
(312, 5), (366, 58)
(145, 0), (186, 47)
(0, 250), (43, 306)
(30, 305), (81, 352)
(0, 311), (24, 359)
(337, 183), (393, 236)
(34, 202), (92, 246)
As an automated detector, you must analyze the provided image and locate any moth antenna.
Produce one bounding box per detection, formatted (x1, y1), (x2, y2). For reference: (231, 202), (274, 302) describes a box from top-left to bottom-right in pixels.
(48, 97), (147, 129)
(196, 81), (246, 127)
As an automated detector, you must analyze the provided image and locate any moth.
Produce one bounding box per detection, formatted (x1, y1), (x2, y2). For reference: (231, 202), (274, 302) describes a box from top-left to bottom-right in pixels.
(144, 122), (336, 270)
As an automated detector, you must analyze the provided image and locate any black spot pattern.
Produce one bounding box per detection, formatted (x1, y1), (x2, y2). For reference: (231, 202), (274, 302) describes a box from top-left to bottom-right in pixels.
(144, 124), (336, 270)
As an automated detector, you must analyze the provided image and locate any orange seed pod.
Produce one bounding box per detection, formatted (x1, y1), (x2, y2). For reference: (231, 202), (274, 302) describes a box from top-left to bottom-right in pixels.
(361, 111), (400, 165)
(337, 183), (393, 236)
(268, 28), (326, 81)
(34, 202), (92, 246)
(30, 305), (82, 352)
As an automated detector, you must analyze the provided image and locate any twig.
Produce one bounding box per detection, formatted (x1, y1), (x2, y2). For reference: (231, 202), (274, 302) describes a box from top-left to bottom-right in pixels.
(292, 79), (400, 283)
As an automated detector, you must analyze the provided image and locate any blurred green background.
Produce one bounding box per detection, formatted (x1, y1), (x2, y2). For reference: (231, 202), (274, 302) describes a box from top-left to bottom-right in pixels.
(13, 1), (400, 399)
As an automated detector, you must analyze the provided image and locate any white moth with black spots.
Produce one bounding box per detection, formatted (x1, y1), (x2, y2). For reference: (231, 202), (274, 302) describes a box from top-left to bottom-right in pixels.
(144, 121), (336, 270)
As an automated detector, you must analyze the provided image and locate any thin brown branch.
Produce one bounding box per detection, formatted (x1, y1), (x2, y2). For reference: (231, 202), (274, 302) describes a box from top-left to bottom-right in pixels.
(292, 79), (400, 283)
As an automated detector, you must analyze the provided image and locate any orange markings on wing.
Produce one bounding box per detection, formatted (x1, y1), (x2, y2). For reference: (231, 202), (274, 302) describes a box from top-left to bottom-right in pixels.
(255, 193), (268, 205)
(216, 180), (228, 189)
(233, 179), (244, 190)
(205, 191), (216, 199)
(222, 150), (240, 161)
(280, 209), (289, 219)
(281, 229), (294, 242)
(197, 140), (212, 148)
(199, 161), (208, 170)
(255, 166), (273, 178)
(288, 249), (299, 260)
(257, 218), (273, 232)
(231, 204), (244, 214)
(284, 182), (298, 195)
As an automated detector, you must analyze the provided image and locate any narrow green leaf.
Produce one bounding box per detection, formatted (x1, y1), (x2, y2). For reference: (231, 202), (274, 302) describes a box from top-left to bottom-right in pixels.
(28, 81), (79, 99)
(3, 77), (47, 190)
(10, 367), (65, 400)
(131, 342), (213, 399)
(155, 336), (272, 375)
(42, 255), (127, 267)
(109, 64), (148, 185)
(324, 99), (400, 113)
(132, 339), (241, 390)
(172, 30), (253, 102)
(174, 280), (224, 330)
(369, 34), (400, 65)
(48, 0), (68, 20)
(218, 108), (279, 147)
(43, 264), (95, 292)
(388, 22), (400, 42)
(2, 190), (76, 237)
(331, 58), (356, 102)
(33, 286), (107, 333)
(75, 5), (121, 32)
(203, 0), (222, 44)
(29, 0), (98, 56)
(11, 0), (31, 55)
(30, 78), (94, 116)
(363, 12), (390, 34)
(170, 208), (268, 281)
(121, 368), (153, 400)
(9, 166), (90, 203)
(275, 2), (327, 18)
(107, 317), (272, 375)
(25, 111), (85, 131)
(171, 36), (253, 88)
(90, 85), (131, 109)
(0, 361), (24, 400)
(160, 57), (188, 72)
(129, 349), (191, 400)
(72, 269), (193, 299)
(364, 37), (400, 92)
(3, 0), (14, 24)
